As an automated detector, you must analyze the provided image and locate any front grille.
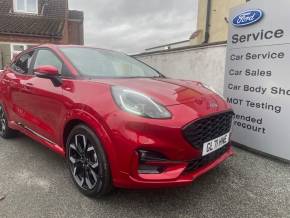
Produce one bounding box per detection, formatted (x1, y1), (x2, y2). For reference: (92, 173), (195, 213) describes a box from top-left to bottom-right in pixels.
(183, 111), (234, 149)
(185, 144), (230, 172)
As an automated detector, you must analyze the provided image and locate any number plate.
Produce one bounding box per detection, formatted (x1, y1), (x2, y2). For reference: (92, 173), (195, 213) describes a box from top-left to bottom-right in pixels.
(202, 133), (230, 156)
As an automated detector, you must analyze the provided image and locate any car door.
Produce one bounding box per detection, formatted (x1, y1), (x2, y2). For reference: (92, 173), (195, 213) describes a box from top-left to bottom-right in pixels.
(16, 48), (69, 144)
(1, 51), (35, 124)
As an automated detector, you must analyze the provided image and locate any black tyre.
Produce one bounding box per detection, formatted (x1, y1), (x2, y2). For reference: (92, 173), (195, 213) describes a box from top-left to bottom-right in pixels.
(0, 104), (17, 139)
(66, 124), (113, 198)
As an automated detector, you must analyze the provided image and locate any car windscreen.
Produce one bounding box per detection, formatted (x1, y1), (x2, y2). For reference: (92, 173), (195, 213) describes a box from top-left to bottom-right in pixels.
(60, 47), (162, 78)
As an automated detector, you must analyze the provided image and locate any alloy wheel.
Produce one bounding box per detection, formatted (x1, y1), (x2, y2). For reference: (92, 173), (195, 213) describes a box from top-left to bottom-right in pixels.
(0, 106), (7, 135)
(68, 134), (101, 190)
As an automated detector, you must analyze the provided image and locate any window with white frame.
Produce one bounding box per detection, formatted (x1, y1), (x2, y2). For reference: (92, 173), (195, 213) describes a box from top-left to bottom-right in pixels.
(14, 0), (38, 14)
(11, 44), (27, 59)
(10, 44), (36, 59)
(10, 44), (28, 59)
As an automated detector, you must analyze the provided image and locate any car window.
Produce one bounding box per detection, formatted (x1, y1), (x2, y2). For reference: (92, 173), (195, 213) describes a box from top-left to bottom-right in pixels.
(11, 51), (34, 74)
(34, 49), (63, 75)
(60, 47), (162, 78)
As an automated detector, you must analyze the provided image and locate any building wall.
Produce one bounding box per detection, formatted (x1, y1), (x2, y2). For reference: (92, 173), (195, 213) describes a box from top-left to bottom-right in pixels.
(68, 20), (84, 45)
(136, 44), (227, 93)
(0, 15), (83, 68)
(0, 34), (67, 68)
(0, 0), (68, 18)
(0, 44), (10, 69)
(0, 52), (2, 69)
(191, 0), (246, 45)
(146, 40), (191, 52)
(0, 35), (65, 45)
(0, 0), (83, 68)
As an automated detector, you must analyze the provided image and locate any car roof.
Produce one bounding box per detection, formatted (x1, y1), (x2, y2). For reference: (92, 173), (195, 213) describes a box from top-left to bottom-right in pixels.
(35, 44), (119, 54)
(10, 44), (127, 70)
(11, 44), (117, 61)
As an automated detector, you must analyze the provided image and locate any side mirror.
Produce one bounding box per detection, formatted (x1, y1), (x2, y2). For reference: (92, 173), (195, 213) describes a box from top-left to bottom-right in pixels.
(34, 65), (62, 86)
(34, 65), (59, 77)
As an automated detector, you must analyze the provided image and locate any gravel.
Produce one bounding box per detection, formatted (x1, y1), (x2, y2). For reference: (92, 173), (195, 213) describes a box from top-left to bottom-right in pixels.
(0, 134), (289, 218)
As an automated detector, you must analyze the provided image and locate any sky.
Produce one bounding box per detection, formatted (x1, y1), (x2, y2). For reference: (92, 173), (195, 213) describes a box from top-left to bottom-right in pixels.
(69, 0), (198, 54)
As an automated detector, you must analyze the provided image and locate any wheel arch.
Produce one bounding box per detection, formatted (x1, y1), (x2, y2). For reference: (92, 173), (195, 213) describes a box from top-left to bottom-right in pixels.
(63, 119), (84, 149)
(61, 110), (119, 181)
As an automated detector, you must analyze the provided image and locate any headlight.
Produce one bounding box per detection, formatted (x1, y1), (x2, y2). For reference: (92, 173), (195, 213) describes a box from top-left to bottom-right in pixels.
(111, 86), (171, 119)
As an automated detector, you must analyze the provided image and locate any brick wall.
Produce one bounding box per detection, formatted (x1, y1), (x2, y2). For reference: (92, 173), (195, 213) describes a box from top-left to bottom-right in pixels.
(0, 0), (83, 68)
(0, 34), (65, 45)
(68, 20), (84, 45)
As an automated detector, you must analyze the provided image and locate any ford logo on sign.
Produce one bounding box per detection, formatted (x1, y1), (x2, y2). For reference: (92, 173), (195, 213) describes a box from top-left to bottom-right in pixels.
(232, 9), (263, 27)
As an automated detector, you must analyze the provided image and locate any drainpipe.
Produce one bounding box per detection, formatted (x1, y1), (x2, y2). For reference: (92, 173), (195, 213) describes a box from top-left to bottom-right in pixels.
(204, 0), (211, 43)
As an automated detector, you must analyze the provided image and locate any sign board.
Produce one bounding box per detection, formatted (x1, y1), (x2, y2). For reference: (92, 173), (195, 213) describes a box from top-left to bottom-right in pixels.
(224, 0), (290, 160)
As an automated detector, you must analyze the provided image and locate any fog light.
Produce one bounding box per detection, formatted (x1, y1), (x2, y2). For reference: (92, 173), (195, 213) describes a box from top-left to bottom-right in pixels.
(137, 150), (168, 174)
(138, 150), (167, 163)
(138, 164), (165, 174)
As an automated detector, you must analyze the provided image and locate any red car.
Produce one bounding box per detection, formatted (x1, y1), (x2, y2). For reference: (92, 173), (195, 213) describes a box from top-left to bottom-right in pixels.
(0, 45), (234, 197)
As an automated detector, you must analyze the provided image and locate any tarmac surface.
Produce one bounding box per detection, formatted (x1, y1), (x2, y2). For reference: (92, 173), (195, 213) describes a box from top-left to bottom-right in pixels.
(0, 134), (289, 218)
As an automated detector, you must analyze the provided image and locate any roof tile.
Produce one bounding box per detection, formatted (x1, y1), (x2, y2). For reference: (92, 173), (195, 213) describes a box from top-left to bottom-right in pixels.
(0, 14), (64, 38)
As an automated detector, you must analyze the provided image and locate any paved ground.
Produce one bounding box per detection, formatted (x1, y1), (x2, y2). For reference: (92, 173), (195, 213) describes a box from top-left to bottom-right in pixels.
(0, 134), (289, 218)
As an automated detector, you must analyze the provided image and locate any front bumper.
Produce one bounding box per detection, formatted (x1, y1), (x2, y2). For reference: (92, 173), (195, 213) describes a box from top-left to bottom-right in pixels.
(114, 145), (234, 189)
(106, 102), (234, 189)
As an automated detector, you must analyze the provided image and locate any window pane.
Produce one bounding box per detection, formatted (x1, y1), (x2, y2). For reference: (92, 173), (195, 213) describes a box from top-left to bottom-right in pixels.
(13, 45), (25, 52)
(12, 45), (26, 59)
(27, 0), (37, 12)
(60, 48), (160, 78)
(12, 52), (34, 74)
(34, 50), (63, 74)
(16, 0), (25, 11)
